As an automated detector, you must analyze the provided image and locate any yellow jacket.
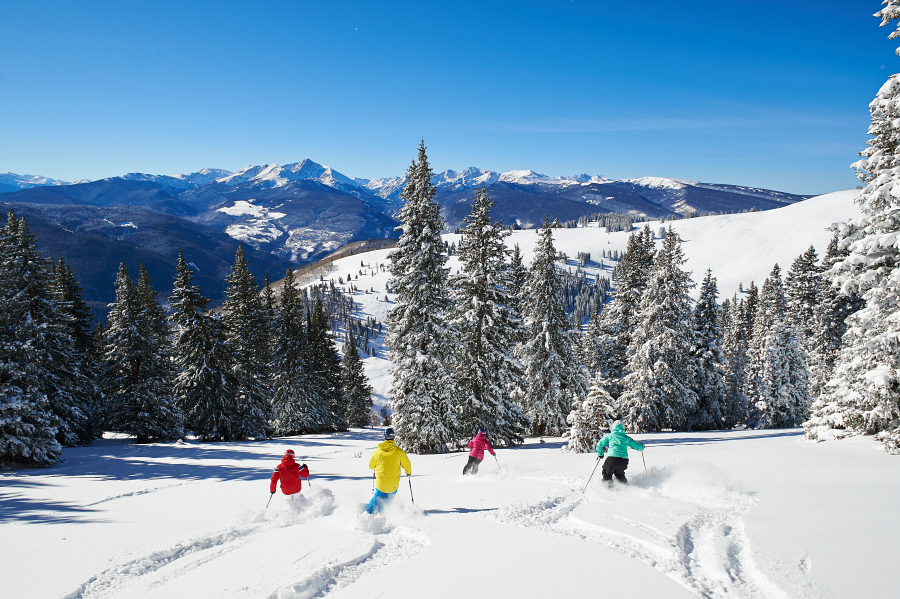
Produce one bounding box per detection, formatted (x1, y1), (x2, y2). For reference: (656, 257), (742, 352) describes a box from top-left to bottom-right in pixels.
(369, 440), (412, 493)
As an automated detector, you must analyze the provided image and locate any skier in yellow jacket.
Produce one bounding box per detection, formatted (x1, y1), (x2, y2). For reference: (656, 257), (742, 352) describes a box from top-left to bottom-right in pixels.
(366, 428), (412, 514)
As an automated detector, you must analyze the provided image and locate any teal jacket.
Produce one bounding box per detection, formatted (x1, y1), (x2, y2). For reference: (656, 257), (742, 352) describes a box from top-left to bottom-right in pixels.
(596, 423), (644, 459)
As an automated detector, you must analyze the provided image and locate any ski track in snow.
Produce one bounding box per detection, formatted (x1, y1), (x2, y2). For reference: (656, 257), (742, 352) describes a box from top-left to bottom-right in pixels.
(62, 490), (337, 599)
(84, 482), (195, 506)
(489, 463), (829, 599)
(269, 526), (429, 599)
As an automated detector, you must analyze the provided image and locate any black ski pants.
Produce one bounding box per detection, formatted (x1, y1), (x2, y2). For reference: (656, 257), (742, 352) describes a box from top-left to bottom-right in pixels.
(601, 456), (629, 483)
(463, 456), (482, 475)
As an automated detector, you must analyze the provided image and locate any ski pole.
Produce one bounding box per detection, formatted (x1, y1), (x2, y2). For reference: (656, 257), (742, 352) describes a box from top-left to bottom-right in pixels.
(582, 456), (601, 494)
(264, 492), (274, 515)
(372, 470), (375, 493)
(494, 454), (501, 470)
(641, 450), (647, 471)
(407, 473), (415, 504)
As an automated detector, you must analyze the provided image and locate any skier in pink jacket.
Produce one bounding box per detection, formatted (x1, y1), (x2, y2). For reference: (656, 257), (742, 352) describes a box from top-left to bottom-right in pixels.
(463, 430), (495, 475)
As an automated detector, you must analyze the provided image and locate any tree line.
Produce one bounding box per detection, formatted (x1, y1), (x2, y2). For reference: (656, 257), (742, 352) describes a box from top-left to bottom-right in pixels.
(0, 213), (375, 466)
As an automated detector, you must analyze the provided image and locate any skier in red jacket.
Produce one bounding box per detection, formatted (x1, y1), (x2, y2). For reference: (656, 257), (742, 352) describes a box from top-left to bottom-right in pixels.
(463, 430), (495, 475)
(270, 449), (310, 513)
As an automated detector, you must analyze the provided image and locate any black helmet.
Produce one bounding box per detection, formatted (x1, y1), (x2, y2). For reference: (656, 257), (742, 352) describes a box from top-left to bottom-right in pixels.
(384, 427), (395, 440)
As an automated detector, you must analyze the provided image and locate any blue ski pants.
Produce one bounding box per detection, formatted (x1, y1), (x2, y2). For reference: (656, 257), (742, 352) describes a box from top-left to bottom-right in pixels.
(366, 489), (397, 514)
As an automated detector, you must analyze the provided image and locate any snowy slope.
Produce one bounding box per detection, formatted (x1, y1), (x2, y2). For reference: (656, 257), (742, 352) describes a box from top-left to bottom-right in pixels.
(3, 428), (896, 599)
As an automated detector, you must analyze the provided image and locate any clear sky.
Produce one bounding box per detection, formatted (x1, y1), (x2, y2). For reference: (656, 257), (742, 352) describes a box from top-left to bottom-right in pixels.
(0, 0), (895, 194)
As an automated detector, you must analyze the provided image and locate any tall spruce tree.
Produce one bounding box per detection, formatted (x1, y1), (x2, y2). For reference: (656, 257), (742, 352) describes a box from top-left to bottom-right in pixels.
(449, 187), (528, 445)
(342, 332), (374, 428)
(102, 262), (183, 442)
(170, 251), (238, 441)
(618, 228), (698, 432)
(690, 270), (726, 430)
(0, 212), (63, 464)
(806, 3), (900, 451)
(596, 225), (656, 398)
(747, 265), (811, 428)
(519, 217), (588, 436)
(307, 297), (347, 431)
(271, 269), (322, 434)
(386, 142), (460, 453)
(722, 295), (749, 427)
(785, 246), (822, 353)
(222, 245), (272, 439)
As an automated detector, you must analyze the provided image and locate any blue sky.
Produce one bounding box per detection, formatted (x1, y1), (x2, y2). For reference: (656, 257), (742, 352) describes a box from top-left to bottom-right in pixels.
(0, 0), (895, 194)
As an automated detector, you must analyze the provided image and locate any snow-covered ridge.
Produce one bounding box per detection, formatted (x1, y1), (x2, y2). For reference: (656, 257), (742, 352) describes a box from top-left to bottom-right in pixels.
(121, 168), (233, 191)
(0, 172), (88, 189)
(216, 159), (364, 194)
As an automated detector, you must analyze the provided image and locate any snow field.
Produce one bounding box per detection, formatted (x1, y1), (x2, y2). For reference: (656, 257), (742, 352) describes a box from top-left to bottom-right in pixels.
(4, 428), (898, 598)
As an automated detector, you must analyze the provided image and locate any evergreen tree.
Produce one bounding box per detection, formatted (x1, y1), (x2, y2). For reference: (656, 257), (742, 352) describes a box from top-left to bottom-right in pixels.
(386, 142), (460, 453)
(102, 262), (182, 442)
(50, 256), (100, 443)
(509, 243), (527, 313)
(222, 245), (272, 439)
(519, 217), (588, 436)
(722, 295), (749, 427)
(806, 6), (900, 451)
(784, 245), (822, 351)
(618, 228), (698, 432)
(342, 332), (374, 428)
(743, 281), (759, 341)
(580, 297), (604, 374)
(565, 374), (617, 452)
(690, 270), (726, 430)
(271, 269), (322, 434)
(747, 265), (811, 428)
(170, 251), (238, 441)
(0, 212), (64, 464)
(307, 297), (347, 431)
(449, 187), (528, 445)
(596, 225), (656, 397)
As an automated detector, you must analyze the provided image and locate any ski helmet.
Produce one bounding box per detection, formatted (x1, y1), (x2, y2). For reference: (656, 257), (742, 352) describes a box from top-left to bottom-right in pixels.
(284, 449), (295, 458)
(384, 428), (395, 440)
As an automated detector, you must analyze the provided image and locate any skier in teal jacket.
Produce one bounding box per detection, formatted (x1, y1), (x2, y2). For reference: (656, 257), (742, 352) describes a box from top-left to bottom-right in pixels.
(596, 421), (644, 485)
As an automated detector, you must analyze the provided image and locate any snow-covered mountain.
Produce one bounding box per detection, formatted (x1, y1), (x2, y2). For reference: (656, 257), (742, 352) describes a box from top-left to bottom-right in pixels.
(0, 172), (89, 193)
(215, 160), (366, 199)
(121, 168), (233, 194)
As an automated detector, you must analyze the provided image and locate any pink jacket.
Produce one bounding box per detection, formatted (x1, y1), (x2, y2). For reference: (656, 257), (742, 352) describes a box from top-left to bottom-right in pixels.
(468, 432), (495, 460)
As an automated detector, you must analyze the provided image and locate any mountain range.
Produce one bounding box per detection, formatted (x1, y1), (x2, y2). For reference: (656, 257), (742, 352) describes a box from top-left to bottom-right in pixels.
(0, 160), (813, 319)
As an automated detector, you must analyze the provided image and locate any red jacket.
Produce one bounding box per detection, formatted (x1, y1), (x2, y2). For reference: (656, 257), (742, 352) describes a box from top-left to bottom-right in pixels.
(270, 455), (309, 495)
(468, 432), (495, 460)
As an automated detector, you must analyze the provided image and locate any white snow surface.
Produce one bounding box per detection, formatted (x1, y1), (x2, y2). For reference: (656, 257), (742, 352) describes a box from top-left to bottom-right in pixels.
(0, 172), (83, 188)
(3, 429), (896, 599)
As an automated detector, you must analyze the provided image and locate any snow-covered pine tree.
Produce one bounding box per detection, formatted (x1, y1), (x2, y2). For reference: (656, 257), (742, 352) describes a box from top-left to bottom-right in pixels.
(806, 3), (900, 451)
(596, 225), (656, 398)
(4, 213), (94, 448)
(806, 234), (864, 399)
(565, 373), (617, 452)
(0, 211), (64, 465)
(271, 269), (323, 434)
(51, 256), (100, 443)
(222, 245), (272, 439)
(784, 245), (822, 353)
(747, 265), (811, 429)
(722, 295), (749, 427)
(102, 262), (183, 443)
(449, 186), (529, 446)
(618, 227), (698, 432)
(743, 281), (759, 341)
(307, 297), (347, 431)
(509, 243), (527, 307)
(690, 269), (726, 430)
(342, 331), (374, 428)
(386, 142), (460, 453)
(170, 251), (238, 441)
(519, 217), (588, 436)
